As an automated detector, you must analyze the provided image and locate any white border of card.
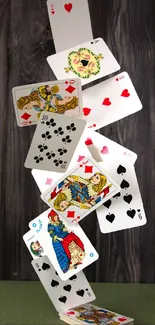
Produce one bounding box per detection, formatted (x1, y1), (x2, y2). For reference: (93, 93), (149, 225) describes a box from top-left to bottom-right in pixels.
(41, 156), (120, 223)
(47, 38), (120, 86)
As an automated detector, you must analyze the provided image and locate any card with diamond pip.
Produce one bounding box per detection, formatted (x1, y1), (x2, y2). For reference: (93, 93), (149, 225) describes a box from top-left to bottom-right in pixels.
(12, 79), (82, 127)
(41, 157), (120, 223)
(24, 112), (86, 173)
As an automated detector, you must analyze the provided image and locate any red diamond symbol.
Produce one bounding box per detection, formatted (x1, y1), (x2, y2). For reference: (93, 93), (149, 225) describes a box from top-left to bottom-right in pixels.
(21, 112), (31, 120)
(85, 165), (93, 173)
(67, 211), (75, 218)
(65, 85), (76, 94)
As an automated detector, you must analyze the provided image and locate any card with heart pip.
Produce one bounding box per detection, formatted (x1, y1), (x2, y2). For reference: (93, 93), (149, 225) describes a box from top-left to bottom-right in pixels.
(29, 208), (99, 281)
(24, 111), (86, 172)
(12, 79), (82, 127)
(47, 38), (120, 86)
(41, 157), (120, 223)
(47, 0), (93, 52)
(82, 71), (142, 130)
(32, 255), (96, 312)
(96, 160), (147, 233)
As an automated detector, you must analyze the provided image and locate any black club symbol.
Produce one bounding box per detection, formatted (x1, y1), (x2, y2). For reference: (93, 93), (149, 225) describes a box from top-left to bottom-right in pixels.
(41, 131), (51, 140)
(62, 135), (72, 144)
(34, 155), (43, 163)
(66, 123), (76, 132)
(54, 127), (64, 136)
(58, 147), (67, 156)
(46, 118), (56, 127)
(38, 144), (48, 152)
(53, 158), (63, 167)
(46, 151), (56, 159)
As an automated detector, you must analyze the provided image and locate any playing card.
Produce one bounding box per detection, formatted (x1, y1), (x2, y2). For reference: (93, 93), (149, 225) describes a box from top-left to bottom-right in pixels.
(84, 129), (137, 165)
(29, 208), (99, 281)
(82, 71), (142, 130)
(41, 157), (120, 223)
(47, 0), (93, 52)
(32, 255), (96, 312)
(96, 160), (147, 233)
(23, 230), (45, 259)
(60, 303), (134, 324)
(12, 79), (82, 127)
(24, 111), (86, 172)
(47, 38), (120, 86)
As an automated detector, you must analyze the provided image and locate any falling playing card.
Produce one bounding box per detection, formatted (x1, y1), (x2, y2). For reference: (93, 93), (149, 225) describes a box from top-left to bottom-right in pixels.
(41, 157), (120, 223)
(24, 111), (86, 172)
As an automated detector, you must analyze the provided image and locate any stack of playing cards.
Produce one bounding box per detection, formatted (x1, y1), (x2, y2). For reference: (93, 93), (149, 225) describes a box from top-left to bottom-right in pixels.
(11, 1), (147, 322)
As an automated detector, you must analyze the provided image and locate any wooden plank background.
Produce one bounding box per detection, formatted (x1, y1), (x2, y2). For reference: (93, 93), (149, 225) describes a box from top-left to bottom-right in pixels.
(0, 0), (155, 282)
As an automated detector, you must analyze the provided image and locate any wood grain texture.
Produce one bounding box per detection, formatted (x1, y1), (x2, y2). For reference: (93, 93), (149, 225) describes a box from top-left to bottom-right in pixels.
(0, 0), (155, 282)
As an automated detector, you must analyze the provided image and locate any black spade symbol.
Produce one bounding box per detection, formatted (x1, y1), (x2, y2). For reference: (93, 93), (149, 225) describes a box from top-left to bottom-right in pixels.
(126, 209), (136, 219)
(59, 296), (67, 303)
(103, 200), (112, 209)
(51, 280), (59, 287)
(123, 194), (133, 204)
(137, 209), (141, 212)
(63, 285), (71, 292)
(69, 275), (77, 281)
(42, 263), (50, 271)
(106, 213), (115, 223)
(117, 165), (126, 174)
(120, 179), (129, 189)
(81, 59), (89, 67)
(76, 289), (85, 297)
(113, 192), (121, 199)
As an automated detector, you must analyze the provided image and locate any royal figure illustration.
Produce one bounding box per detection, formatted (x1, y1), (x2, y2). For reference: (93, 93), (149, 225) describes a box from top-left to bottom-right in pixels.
(74, 306), (119, 325)
(17, 85), (78, 118)
(64, 48), (103, 78)
(47, 210), (85, 273)
(48, 173), (112, 212)
(30, 241), (44, 257)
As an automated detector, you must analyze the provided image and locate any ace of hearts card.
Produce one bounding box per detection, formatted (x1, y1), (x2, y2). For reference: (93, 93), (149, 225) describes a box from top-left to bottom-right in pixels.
(41, 157), (120, 223)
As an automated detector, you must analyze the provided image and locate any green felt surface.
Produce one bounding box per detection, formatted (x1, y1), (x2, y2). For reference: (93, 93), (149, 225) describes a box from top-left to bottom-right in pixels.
(0, 282), (154, 325)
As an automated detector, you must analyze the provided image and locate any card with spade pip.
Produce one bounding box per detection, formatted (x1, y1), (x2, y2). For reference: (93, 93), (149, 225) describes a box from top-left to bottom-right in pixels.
(28, 208), (99, 281)
(41, 157), (120, 223)
(32, 255), (96, 312)
(96, 160), (147, 233)
(82, 71), (142, 130)
(24, 111), (86, 172)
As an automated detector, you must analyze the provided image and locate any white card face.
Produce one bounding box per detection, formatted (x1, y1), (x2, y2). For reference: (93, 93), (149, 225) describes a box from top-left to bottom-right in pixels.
(96, 160), (147, 233)
(12, 79), (82, 127)
(47, 0), (93, 52)
(84, 129), (137, 165)
(41, 157), (120, 223)
(82, 71), (142, 130)
(29, 208), (99, 281)
(24, 111), (86, 172)
(23, 230), (45, 259)
(47, 38), (120, 86)
(32, 256), (96, 312)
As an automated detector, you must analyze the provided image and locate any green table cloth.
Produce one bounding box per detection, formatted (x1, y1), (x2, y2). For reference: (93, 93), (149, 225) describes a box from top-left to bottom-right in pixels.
(0, 282), (154, 325)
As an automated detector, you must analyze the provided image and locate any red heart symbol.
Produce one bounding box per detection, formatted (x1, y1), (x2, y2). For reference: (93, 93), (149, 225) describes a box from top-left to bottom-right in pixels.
(83, 107), (91, 116)
(102, 97), (111, 106)
(121, 89), (130, 97)
(116, 78), (119, 81)
(64, 3), (72, 13)
(101, 146), (109, 154)
(51, 10), (55, 14)
(118, 317), (127, 322)
(67, 311), (75, 315)
(85, 138), (93, 146)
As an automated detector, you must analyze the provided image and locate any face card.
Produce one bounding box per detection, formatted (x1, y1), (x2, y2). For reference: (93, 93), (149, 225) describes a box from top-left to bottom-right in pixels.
(12, 79), (82, 127)
(32, 255), (96, 313)
(82, 71), (142, 130)
(24, 111), (86, 172)
(84, 129), (137, 165)
(60, 303), (134, 324)
(47, 0), (93, 53)
(23, 230), (45, 259)
(96, 160), (147, 233)
(47, 38), (120, 86)
(29, 208), (99, 281)
(41, 157), (120, 223)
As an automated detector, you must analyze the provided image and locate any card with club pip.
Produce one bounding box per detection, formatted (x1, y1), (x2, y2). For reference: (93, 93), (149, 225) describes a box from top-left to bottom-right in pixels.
(60, 303), (134, 325)
(32, 255), (96, 312)
(29, 208), (99, 281)
(47, 38), (120, 86)
(24, 111), (86, 172)
(82, 72), (142, 130)
(47, 0), (93, 52)
(12, 79), (82, 127)
(41, 157), (120, 223)
(23, 230), (45, 259)
(96, 160), (147, 233)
